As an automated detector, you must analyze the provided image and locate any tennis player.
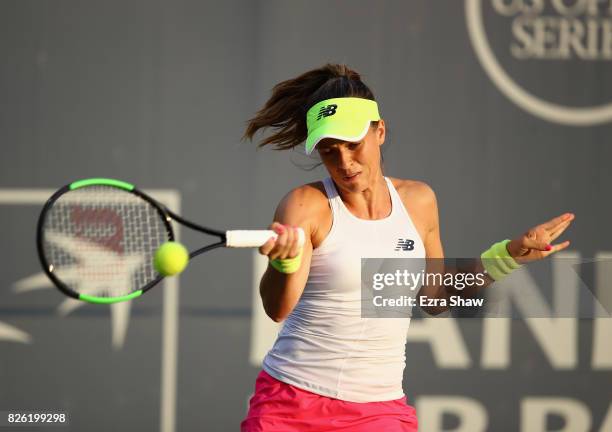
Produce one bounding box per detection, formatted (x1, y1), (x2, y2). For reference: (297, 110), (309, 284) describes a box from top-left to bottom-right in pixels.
(240, 64), (574, 431)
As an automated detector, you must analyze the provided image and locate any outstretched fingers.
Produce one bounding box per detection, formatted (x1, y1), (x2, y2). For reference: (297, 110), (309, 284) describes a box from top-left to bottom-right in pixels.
(548, 219), (572, 241)
(549, 240), (571, 253)
(542, 213), (575, 231)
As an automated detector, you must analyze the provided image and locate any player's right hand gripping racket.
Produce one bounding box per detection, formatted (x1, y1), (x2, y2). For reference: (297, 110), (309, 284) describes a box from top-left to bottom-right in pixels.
(37, 178), (304, 304)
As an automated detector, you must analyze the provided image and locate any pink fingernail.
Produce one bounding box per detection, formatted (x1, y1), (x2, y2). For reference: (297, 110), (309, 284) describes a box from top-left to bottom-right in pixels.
(546, 244), (552, 251)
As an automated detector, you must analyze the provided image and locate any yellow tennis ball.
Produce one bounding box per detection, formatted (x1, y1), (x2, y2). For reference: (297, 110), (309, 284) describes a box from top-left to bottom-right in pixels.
(154, 241), (189, 276)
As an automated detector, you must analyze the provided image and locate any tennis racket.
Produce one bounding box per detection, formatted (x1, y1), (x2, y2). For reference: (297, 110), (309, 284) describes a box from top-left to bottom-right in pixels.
(37, 178), (304, 304)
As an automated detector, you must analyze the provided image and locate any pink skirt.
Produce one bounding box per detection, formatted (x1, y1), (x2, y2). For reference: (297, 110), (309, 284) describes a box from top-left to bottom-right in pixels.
(241, 370), (418, 432)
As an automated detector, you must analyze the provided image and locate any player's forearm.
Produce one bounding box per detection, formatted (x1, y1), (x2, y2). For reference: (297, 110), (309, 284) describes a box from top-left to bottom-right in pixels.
(259, 266), (304, 322)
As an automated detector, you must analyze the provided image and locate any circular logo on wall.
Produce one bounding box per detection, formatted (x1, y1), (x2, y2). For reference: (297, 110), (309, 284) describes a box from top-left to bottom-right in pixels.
(465, 0), (612, 126)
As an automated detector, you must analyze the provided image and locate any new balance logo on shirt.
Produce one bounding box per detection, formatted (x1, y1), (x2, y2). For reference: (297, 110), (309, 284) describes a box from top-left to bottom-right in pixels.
(395, 239), (415, 251)
(317, 104), (338, 120)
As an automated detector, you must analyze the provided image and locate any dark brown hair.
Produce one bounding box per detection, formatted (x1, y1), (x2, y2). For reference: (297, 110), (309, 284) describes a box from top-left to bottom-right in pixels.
(243, 64), (376, 151)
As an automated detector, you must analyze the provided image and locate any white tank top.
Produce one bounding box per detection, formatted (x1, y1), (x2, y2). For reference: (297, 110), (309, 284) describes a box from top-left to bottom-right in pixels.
(262, 177), (426, 402)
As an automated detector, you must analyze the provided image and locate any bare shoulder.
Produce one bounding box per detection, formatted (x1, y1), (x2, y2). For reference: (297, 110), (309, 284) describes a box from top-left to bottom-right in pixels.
(389, 177), (439, 238)
(389, 177), (437, 207)
(274, 181), (329, 226)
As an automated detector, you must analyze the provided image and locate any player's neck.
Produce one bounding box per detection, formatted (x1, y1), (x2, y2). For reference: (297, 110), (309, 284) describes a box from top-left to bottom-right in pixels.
(338, 174), (391, 220)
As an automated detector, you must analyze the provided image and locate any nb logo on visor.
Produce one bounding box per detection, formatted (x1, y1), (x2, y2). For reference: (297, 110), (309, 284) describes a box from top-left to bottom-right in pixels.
(317, 104), (338, 120)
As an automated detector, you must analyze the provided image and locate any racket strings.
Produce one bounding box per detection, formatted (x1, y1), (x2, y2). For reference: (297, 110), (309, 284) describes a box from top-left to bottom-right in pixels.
(41, 186), (170, 298)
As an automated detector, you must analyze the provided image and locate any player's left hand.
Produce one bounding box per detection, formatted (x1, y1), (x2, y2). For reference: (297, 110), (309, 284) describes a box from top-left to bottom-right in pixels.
(507, 213), (575, 264)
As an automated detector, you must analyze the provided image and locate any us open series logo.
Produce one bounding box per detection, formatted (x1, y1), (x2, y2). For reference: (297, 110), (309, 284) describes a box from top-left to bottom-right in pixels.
(465, 0), (612, 126)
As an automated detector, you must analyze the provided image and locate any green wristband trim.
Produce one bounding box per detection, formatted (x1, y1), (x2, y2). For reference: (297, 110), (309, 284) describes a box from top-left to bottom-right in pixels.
(481, 239), (521, 281)
(270, 250), (303, 274)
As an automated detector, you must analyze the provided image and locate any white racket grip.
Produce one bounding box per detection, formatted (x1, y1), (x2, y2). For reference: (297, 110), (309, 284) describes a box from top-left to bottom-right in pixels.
(225, 228), (305, 248)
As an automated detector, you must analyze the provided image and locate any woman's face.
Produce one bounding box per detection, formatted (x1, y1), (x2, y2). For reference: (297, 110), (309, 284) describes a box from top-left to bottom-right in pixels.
(317, 120), (386, 193)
